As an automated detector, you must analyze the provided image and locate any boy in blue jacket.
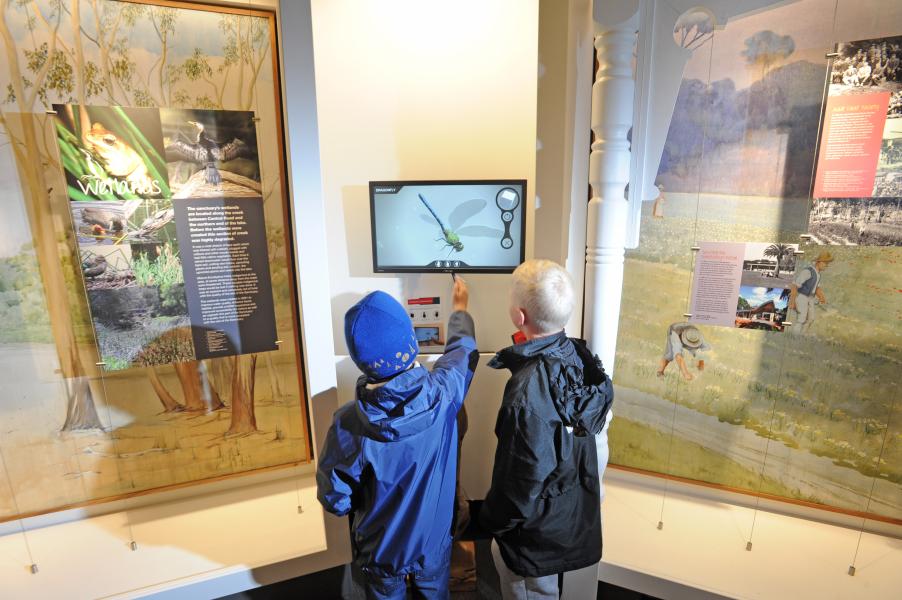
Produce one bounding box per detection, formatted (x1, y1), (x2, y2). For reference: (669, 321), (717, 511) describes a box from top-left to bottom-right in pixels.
(317, 279), (477, 600)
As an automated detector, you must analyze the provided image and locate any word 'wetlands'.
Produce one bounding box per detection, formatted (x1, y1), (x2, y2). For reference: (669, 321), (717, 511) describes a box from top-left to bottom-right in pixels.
(76, 174), (163, 197)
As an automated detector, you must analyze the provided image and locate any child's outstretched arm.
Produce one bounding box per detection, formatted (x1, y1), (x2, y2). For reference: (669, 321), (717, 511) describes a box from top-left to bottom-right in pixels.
(430, 276), (479, 409)
(316, 406), (364, 516)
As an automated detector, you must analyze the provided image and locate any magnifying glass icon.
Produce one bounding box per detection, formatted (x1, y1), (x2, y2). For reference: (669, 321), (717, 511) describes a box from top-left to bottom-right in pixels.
(496, 188), (520, 211)
(496, 188), (519, 250)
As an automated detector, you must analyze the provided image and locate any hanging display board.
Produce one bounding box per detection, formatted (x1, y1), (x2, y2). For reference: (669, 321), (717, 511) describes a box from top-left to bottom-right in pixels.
(689, 242), (799, 333)
(814, 35), (902, 199)
(809, 35), (902, 246)
(53, 105), (278, 370)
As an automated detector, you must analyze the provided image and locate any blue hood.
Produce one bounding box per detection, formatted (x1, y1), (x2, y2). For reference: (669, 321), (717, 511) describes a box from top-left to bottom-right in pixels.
(490, 332), (611, 436)
(354, 366), (442, 442)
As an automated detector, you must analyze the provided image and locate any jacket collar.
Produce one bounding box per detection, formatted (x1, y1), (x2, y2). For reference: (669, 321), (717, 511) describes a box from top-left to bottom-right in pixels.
(354, 365), (440, 441)
(488, 330), (568, 371)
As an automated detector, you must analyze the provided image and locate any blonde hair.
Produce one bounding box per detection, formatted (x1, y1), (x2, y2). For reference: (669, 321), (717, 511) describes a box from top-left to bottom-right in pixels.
(511, 259), (575, 334)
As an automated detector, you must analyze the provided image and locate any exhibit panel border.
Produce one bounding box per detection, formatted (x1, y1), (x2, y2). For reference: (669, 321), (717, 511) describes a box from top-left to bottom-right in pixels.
(0, 0), (313, 525)
(608, 0), (902, 528)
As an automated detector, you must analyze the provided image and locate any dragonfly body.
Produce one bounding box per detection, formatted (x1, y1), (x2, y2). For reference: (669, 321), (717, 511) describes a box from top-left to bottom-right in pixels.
(418, 193), (464, 254)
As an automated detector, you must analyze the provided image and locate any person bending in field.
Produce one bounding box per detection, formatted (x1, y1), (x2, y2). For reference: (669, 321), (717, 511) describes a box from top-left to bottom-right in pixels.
(657, 322), (710, 381)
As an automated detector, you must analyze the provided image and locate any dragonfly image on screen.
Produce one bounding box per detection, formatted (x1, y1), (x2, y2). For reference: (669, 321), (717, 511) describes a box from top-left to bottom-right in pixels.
(417, 193), (502, 257)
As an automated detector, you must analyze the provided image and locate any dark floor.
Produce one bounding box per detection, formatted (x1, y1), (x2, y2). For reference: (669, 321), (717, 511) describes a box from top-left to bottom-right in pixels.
(218, 540), (660, 600)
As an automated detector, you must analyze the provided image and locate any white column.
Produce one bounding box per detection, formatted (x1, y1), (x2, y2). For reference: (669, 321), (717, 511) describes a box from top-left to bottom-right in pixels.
(584, 3), (639, 374)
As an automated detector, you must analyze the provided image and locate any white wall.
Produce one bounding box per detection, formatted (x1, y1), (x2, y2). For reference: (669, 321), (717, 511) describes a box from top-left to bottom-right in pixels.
(600, 470), (902, 600)
(311, 0), (540, 357)
(534, 0), (594, 337)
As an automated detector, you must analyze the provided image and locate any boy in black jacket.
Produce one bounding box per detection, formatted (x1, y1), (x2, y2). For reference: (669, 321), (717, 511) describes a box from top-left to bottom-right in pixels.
(480, 259), (613, 599)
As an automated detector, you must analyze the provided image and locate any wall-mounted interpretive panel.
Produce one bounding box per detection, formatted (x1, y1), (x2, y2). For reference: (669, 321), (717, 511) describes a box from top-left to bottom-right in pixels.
(54, 105), (278, 370)
(809, 35), (902, 246)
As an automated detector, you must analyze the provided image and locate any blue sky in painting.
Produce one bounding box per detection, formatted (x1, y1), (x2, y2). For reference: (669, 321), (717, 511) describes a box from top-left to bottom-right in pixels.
(738, 286), (788, 310)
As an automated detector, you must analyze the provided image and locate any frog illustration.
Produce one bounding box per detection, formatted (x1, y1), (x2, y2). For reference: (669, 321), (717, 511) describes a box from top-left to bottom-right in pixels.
(82, 122), (155, 193)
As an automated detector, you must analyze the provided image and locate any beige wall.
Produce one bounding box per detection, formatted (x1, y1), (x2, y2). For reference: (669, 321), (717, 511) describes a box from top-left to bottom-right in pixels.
(309, 0), (541, 508)
(311, 0), (540, 355)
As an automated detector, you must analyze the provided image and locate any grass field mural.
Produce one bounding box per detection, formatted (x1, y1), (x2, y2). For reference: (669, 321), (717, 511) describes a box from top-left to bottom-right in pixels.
(609, 0), (902, 522)
(612, 199), (901, 521)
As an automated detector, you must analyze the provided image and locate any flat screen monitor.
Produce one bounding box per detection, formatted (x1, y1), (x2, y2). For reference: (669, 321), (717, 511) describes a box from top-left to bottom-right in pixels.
(370, 180), (526, 273)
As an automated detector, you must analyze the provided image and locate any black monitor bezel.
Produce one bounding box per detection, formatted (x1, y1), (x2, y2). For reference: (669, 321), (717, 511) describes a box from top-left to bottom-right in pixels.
(369, 179), (528, 274)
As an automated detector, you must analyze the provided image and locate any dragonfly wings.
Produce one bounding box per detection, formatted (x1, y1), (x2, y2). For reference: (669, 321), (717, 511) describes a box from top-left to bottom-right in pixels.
(456, 225), (503, 238)
(448, 198), (487, 230)
(418, 196), (503, 239)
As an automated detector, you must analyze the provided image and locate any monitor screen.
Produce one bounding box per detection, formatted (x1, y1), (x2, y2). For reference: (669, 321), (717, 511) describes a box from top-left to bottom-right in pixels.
(370, 180), (526, 273)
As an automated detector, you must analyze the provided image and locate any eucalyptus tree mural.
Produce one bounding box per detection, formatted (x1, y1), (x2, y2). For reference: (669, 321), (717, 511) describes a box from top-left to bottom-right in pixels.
(0, 0), (306, 521)
(673, 9), (715, 51)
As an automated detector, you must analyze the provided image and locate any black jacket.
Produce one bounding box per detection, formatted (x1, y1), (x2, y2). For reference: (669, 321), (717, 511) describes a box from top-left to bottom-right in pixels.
(479, 332), (613, 577)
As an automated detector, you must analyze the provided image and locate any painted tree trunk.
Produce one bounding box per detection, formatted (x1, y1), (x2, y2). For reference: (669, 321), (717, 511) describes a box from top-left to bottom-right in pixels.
(147, 367), (183, 413)
(227, 354), (257, 435)
(0, 3), (103, 433)
(71, 0), (86, 106)
(61, 377), (103, 431)
(173, 361), (224, 412)
(199, 360), (225, 411)
(264, 351), (283, 400)
(211, 357), (231, 402)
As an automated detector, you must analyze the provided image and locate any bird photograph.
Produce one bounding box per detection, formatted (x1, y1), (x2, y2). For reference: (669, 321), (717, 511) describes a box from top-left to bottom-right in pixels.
(79, 247), (137, 291)
(130, 207), (175, 240)
(82, 254), (107, 279)
(73, 200), (141, 244)
(161, 108), (261, 198)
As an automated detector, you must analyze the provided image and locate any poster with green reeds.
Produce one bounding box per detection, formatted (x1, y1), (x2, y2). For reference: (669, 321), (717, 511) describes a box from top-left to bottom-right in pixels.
(53, 104), (170, 202)
(53, 104), (193, 372)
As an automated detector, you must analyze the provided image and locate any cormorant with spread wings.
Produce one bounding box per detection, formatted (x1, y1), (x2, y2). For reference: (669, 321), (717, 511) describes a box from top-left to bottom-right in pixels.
(164, 120), (254, 185)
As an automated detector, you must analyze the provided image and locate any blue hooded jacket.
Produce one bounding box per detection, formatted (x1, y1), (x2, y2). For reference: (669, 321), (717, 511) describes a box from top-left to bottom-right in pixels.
(317, 311), (478, 577)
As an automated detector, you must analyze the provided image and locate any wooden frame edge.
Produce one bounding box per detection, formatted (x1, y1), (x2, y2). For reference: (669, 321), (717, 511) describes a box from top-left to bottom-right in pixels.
(1, 0), (315, 524)
(608, 463), (902, 527)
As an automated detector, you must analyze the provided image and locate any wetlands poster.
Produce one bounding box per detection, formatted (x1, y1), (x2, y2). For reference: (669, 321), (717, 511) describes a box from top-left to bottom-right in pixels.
(53, 104), (276, 371)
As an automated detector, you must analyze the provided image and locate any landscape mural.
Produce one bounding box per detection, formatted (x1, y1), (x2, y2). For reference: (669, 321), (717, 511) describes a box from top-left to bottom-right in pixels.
(610, 0), (902, 522)
(0, 0), (310, 521)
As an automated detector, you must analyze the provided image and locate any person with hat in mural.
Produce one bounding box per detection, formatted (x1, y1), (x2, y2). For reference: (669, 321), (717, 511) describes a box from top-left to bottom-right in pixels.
(657, 322), (710, 381)
(788, 251), (834, 335)
(317, 278), (478, 600)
